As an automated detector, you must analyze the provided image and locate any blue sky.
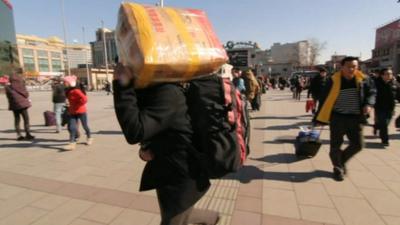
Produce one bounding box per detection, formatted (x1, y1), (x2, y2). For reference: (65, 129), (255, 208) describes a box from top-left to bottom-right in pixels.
(10, 0), (400, 63)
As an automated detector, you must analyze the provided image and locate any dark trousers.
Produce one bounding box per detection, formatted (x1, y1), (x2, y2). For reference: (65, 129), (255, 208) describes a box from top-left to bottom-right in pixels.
(329, 114), (364, 169)
(68, 113), (91, 142)
(375, 110), (393, 143)
(12, 108), (31, 137)
(156, 179), (209, 225)
(251, 94), (261, 111)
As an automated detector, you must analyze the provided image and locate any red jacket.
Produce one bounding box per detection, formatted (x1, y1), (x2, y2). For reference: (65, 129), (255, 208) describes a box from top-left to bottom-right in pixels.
(67, 88), (87, 115)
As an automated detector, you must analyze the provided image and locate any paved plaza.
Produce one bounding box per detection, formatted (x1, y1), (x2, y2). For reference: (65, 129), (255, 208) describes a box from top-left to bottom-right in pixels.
(1, 89), (400, 225)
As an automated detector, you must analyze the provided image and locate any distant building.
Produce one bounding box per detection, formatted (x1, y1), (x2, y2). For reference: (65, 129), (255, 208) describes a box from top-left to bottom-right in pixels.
(325, 55), (347, 71)
(0, 0), (19, 76)
(371, 18), (400, 75)
(71, 67), (113, 91)
(16, 34), (65, 78)
(16, 34), (92, 80)
(270, 40), (312, 67)
(65, 44), (92, 69)
(90, 28), (117, 68)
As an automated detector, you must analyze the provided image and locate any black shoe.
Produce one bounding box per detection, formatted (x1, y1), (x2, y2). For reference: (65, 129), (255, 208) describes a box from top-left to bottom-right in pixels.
(17, 136), (25, 141)
(333, 167), (344, 181)
(382, 141), (389, 147)
(25, 135), (35, 140)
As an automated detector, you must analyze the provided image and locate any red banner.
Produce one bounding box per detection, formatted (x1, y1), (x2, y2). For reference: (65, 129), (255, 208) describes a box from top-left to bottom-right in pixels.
(375, 19), (400, 48)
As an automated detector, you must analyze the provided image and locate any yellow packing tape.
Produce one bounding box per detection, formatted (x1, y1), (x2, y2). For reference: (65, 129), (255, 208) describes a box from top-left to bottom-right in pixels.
(128, 3), (157, 88)
(164, 8), (200, 79)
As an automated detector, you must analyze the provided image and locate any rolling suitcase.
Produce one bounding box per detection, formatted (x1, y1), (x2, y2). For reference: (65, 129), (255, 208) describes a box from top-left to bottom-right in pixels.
(44, 111), (56, 126)
(295, 126), (322, 158)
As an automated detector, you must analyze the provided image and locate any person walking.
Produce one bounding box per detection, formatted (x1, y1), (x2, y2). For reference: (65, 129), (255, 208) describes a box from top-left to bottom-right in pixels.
(308, 67), (329, 113)
(52, 77), (67, 133)
(104, 81), (112, 95)
(113, 64), (219, 225)
(315, 57), (376, 181)
(63, 75), (93, 151)
(232, 68), (246, 94)
(243, 70), (260, 111)
(374, 67), (400, 146)
(4, 73), (35, 141)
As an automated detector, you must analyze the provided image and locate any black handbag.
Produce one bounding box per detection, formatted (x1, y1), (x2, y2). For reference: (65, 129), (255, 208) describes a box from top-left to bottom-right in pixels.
(61, 106), (70, 126)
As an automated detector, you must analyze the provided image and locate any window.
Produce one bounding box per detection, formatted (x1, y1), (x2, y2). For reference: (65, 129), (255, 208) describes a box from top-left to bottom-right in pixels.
(23, 57), (35, 71)
(37, 50), (48, 58)
(52, 59), (62, 72)
(38, 58), (49, 72)
(22, 48), (34, 57)
(51, 52), (61, 58)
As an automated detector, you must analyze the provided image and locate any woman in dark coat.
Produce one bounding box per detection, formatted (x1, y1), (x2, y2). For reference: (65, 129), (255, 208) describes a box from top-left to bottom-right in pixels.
(113, 64), (219, 225)
(5, 74), (35, 140)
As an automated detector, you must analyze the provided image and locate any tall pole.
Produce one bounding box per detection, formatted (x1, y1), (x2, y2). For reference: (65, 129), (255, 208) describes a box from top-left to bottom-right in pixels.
(101, 20), (110, 82)
(61, 0), (71, 76)
(160, 0), (164, 7)
(82, 26), (91, 90)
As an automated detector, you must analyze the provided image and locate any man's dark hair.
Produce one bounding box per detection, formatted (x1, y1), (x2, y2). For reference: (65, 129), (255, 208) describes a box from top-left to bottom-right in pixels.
(340, 56), (359, 66)
(231, 67), (241, 72)
(318, 66), (327, 73)
(379, 67), (392, 76)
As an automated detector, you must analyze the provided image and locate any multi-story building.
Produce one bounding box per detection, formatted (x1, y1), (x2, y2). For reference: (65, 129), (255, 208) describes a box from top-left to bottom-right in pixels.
(90, 28), (118, 67)
(16, 34), (65, 78)
(65, 44), (92, 69)
(16, 34), (92, 79)
(371, 18), (400, 75)
(0, 0), (19, 76)
(270, 40), (312, 67)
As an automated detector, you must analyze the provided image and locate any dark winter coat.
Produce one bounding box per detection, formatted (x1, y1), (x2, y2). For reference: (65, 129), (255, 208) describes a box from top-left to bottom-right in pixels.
(374, 77), (400, 112)
(5, 75), (31, 111)
(52, 83), (66, 103)
(113, 80), (210, 211)
(309, 74), (328, 101)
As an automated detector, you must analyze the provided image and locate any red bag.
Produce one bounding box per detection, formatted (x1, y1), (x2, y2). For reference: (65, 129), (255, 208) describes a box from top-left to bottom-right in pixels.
(0, 76), (10, 84)
(306, 99), (315, 113)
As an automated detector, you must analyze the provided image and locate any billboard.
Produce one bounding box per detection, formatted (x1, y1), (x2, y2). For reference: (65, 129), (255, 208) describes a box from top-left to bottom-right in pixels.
(0, 0), (19, 75)
(375, 19), (400, 48)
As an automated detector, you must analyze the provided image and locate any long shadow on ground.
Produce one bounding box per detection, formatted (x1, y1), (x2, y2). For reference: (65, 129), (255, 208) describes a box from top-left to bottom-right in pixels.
(257, 121), (312, 131)
(250, 114), (312, 120)
(222, 165), (331, 183)
(0, 138), (67, 151)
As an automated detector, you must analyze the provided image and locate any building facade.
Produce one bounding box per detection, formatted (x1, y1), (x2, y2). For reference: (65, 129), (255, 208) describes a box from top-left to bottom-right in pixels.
(16, 34), (65, 78)
(371, 18), (400, 75)
(65, 44), (92, 69)
(270, 40), (312, 67)
(90, 28), (118, 68)
(16, 35), (92, 79)
(0, 0), (19, 76)
(71, 67), (113, 91)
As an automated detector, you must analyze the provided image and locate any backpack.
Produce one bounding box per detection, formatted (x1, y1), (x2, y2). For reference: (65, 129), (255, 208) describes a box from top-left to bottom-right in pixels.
(186, 75), (250, 179)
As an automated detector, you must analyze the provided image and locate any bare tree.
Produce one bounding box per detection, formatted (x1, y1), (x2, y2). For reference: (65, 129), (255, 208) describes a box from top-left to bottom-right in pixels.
(309, 38), (327, 66)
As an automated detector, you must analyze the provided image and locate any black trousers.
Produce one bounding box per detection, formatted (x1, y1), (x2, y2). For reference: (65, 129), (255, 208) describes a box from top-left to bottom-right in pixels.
(375, 110), (393, 143)
(12, 108), (31, 137)
(329, 114), (364, 169)
(156, 179), (208, 225)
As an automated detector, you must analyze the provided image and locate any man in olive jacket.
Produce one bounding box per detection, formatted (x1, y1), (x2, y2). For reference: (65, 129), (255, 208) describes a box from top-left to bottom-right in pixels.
(315, 57), (376, 181)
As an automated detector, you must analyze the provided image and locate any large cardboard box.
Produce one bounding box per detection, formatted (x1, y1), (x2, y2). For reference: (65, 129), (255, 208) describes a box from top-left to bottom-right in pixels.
(116, 2), (228, 88)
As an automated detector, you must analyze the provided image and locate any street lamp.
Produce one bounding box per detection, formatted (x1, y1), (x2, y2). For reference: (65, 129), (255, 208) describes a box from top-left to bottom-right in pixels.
(61, 0), (71, 76)
(82, 26), (91, 90)
(101, 20), (110, 83)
